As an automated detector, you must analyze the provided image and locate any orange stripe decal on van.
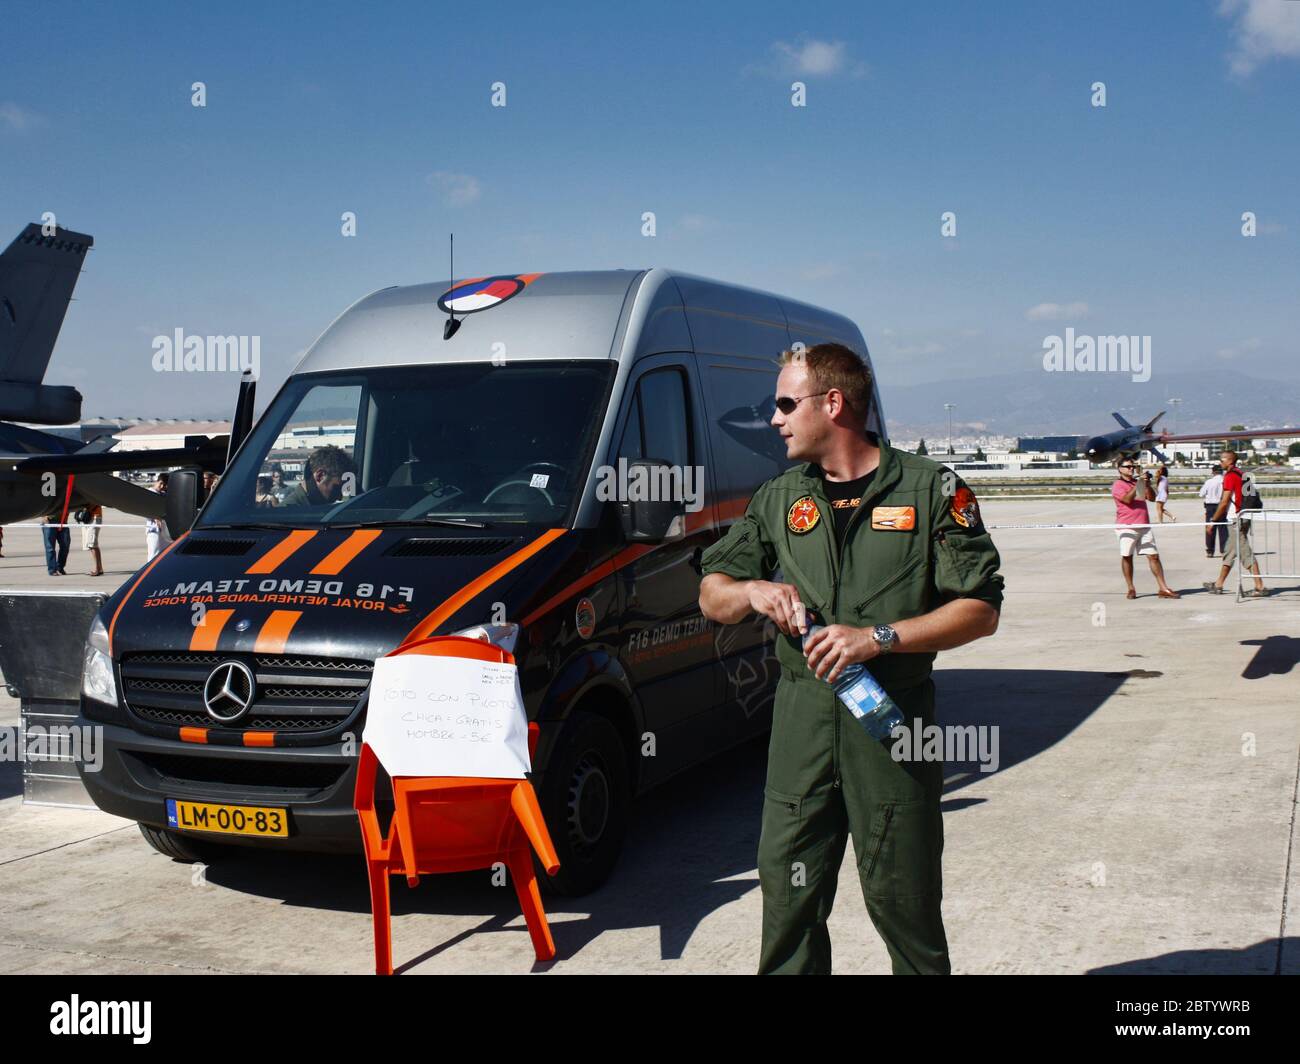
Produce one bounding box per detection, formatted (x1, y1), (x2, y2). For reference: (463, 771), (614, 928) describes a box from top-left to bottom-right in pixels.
(517, 493), (747, 628)
(310, 529), (382, 575)
(400, 528), (567, 646)
(179, 727), (208, 744)
(521, 544), (654, 627)
(108, 532), (188, 655)
(254, 610), (301, 654)
(189, 608), (235, 652)
(243, 731), (276, 748)
(246, 529), (318, 574)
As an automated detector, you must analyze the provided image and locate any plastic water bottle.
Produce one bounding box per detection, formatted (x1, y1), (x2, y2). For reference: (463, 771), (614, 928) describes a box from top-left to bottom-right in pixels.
(802, 621), (904, 741)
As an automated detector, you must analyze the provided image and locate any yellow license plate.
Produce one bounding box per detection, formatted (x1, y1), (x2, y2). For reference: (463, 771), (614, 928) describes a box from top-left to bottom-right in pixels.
(166, 799), (289, 838)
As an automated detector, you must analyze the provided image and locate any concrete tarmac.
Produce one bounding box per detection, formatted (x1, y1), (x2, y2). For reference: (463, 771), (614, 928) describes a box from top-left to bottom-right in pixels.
(0, 501), (1296, 974)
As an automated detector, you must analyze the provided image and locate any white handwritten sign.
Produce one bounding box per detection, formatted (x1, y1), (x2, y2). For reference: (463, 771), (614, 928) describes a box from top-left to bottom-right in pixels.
(363, 655), (530, 779)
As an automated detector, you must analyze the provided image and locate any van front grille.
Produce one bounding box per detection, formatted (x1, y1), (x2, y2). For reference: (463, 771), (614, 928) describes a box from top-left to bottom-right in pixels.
(119, 651), (371, 735)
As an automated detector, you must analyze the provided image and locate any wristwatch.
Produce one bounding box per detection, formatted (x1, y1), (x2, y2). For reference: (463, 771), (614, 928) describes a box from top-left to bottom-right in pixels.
(872, 624), (898, 654)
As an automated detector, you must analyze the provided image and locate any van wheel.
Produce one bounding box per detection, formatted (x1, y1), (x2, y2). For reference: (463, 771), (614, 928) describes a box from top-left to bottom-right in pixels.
(138, 822), (215, 863)
(536, 711), (630, 897)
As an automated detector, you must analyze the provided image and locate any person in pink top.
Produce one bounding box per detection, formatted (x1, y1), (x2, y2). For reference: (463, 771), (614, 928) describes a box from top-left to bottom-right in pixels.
(1112, 457), (1179, 600)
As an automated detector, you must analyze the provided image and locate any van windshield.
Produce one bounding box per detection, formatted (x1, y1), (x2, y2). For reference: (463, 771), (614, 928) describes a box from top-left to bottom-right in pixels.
(198, 361), (614, 529)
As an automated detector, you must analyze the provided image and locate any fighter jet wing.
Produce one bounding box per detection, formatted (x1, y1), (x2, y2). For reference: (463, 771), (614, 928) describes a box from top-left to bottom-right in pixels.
(1157, 427), (1300, 445)
(71, 472), (165, 520)
(11, 434), (229, 475)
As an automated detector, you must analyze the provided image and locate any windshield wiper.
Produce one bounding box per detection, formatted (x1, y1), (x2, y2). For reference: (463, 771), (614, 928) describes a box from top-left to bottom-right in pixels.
(198, 522), (297, 531)
(320, 516), (494, 530)
(419, 516), (491, 529)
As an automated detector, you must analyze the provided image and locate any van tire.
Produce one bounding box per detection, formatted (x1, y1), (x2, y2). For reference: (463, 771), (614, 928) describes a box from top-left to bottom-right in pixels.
(138, 822), (215, 863)
(535, 710), (630, 897)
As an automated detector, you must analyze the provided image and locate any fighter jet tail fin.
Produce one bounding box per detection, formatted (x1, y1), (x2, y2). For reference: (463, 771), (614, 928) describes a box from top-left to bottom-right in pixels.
(1110, 412), (1133, 429)
(0, 223), (93, 424)
(1141, 410), (1165, 434)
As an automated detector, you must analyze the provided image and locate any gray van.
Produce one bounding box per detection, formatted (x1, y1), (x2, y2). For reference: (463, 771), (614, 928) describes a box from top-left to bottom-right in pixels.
(77, 268), (886, 895)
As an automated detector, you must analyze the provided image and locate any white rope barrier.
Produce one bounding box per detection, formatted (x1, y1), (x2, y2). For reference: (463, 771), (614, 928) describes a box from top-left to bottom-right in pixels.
(978, 490), (1300, 501)
(4, 522), (154, 529)
(984, 521), (1235, 531)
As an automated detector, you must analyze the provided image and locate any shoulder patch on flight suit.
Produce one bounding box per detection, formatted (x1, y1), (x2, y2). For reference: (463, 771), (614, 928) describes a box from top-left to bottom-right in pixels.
(950, 485), (981, 529)
(787, 495), (821, 534)
(871, 505), (915, 531)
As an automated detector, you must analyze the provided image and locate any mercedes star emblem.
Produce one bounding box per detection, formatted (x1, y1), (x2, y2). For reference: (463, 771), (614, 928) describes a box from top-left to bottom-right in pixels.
(202, 660), (255, 724)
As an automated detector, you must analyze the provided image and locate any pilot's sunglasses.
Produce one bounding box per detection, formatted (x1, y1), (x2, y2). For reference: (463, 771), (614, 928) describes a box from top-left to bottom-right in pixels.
(774, 391), (829, 414)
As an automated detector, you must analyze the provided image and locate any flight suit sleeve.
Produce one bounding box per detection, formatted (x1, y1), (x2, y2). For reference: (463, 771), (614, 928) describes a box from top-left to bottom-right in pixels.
(931, 474), (1004, 612)
(699, 483), (778, 582)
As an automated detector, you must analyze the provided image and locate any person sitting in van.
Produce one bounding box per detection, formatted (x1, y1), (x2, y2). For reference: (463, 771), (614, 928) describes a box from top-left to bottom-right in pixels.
(281, 445), (354, 506)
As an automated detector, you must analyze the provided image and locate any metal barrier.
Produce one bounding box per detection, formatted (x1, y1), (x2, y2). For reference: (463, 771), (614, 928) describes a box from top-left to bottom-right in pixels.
(0, 590), (106, 808)
(1232, 510), (1300, 601)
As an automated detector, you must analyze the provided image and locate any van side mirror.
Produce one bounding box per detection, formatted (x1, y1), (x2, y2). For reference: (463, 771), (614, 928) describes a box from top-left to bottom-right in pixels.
(165, 470), (201, 539)
(617, 459), (687, 542)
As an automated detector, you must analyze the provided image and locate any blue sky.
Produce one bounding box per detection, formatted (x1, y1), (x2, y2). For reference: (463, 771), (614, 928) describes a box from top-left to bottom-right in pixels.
(2, 0), (1298, 419)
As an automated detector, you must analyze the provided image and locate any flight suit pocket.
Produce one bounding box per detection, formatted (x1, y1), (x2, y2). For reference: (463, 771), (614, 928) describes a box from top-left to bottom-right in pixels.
(934, 530), (1000, 601)
(852, 552), (924, 615)
(700, 527), (754, 577)
(758, 786), (804, 908)
(859, 798), (943, 900)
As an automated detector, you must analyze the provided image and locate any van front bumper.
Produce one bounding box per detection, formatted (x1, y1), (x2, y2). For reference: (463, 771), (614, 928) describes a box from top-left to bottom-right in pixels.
(76, 717), (366, 854)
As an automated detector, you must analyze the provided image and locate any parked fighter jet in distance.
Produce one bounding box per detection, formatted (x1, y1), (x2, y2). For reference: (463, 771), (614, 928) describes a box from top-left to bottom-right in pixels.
(0, 222), (199, 523)
(1082, 411), (1300, 465)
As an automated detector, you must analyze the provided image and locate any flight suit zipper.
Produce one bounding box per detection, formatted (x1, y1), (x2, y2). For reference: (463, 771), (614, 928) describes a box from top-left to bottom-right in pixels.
(824, 482), (873, 789)
(800, 452), (898, 788)
(711, 527), (752, 564)
(863, 803), (895, 879)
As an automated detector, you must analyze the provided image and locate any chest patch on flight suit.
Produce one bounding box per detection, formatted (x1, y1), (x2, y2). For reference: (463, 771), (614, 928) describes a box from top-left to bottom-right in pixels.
(787, 495), (821, 534)
(951, 485), (981, 528)
(870, 505), (916, 531)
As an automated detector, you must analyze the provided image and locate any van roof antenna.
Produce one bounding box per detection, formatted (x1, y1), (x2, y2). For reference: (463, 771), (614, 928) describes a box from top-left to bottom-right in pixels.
(443, 233), (461, 340)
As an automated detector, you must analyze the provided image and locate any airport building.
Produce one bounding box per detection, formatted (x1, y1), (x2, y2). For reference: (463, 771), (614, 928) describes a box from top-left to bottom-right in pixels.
(111, 420), (233, 452)
(1015, 435), (1083, 453)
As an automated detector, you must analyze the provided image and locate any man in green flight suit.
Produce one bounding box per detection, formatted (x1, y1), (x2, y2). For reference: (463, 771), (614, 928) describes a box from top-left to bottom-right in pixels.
(699, 342), (1004, 975)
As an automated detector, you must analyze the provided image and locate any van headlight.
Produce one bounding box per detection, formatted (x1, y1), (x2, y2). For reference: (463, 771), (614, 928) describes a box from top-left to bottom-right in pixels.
(82, 614), (118, 707)
(448, 622), (519, 655)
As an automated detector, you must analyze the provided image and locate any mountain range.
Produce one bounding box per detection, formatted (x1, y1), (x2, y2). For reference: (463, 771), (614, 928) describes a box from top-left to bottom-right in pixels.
(880, 369), (1300, 440)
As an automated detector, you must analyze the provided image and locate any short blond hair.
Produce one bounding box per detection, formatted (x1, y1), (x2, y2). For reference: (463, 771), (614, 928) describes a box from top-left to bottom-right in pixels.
(778, 342), (873, 420)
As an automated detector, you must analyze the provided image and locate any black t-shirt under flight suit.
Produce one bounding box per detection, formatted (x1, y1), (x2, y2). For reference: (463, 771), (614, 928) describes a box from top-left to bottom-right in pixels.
(822, 470), (876, 544)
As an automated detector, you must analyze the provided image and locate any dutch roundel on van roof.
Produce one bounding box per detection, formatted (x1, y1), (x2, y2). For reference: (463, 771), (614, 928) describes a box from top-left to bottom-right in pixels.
(437, 273), (544, 314)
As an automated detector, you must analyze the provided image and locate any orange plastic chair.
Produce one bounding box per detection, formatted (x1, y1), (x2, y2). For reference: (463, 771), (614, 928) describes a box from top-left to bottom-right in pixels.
(354, 635), (561, 974)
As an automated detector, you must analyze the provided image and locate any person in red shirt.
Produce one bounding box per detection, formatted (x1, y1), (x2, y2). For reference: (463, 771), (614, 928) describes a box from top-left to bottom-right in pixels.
(1112, 458), (1179, 599)
(1203, 450), (1266, 597)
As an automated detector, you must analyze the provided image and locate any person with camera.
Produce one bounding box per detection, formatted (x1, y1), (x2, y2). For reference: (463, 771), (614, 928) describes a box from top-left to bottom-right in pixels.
(1112, 457), (1179, 600)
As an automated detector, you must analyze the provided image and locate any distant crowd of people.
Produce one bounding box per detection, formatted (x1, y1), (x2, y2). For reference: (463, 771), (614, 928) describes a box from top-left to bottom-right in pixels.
(1111, 450), (1267, 600)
